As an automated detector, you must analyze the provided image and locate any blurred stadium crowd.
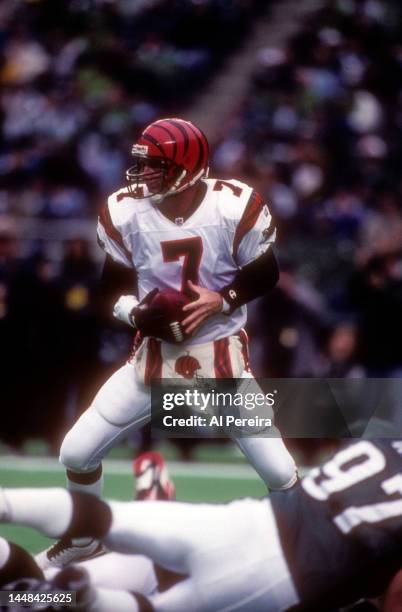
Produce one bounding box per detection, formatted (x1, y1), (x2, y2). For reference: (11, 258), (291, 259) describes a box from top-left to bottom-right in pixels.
(1, 0), (402, 450)
(216, 0), (402, 382)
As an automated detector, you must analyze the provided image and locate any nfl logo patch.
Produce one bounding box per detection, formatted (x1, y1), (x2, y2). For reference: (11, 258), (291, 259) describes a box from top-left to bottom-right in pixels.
(175, 217), (184, 226)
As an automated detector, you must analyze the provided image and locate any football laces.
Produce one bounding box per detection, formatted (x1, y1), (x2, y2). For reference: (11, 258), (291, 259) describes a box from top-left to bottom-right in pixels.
(169, 321), (184, 342)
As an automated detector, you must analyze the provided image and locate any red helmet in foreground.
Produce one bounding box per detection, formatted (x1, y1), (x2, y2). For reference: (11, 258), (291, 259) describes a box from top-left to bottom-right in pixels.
(126, 118), (209, 203)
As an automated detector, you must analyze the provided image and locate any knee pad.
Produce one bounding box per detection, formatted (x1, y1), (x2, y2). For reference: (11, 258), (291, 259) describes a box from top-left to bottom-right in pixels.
(59, 429), (95, 472)
(59, 407), (114, 472)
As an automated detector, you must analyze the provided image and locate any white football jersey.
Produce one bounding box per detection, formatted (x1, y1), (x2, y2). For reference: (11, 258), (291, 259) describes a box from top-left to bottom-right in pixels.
(97, 178), (275, 344)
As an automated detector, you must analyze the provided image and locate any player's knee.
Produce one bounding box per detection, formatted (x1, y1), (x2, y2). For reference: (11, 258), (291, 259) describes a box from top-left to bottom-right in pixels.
(59, 432), (94, 472)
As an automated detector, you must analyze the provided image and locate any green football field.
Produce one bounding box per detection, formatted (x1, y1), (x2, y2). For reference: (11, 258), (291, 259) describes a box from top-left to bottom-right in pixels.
(0, 452), (266, 555)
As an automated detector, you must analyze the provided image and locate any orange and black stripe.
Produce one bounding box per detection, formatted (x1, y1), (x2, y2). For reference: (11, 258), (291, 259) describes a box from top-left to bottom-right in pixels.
(144, 337), (163, 385)
(239, 329), (251, 373)
(98, 204), (131, 261)
(213, 338), (233, 378)
(232, 190), (264, 262)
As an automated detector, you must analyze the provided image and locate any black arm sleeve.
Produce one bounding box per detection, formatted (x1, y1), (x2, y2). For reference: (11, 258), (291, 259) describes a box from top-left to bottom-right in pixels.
(100, 255), (138, 300)
(95, 255), (138, 318)
(219, 248), (279, 313)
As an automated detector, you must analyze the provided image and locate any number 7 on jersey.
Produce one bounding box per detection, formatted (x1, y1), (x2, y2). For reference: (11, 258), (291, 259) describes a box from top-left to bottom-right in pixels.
(161, 237), (203, 292)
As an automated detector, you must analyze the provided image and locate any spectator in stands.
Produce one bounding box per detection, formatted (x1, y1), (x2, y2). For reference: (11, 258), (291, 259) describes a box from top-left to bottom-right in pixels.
(314, 322), (365, 379)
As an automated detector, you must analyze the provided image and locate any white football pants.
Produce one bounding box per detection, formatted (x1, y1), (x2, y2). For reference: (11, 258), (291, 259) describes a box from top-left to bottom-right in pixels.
(60, 341), (297, 491)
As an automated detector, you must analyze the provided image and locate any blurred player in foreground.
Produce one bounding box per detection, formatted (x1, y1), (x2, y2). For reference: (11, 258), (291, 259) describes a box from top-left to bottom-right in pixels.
(47, 117), (297, 566)
(0, 453), (177, 606)
(2, 439), (402, 611)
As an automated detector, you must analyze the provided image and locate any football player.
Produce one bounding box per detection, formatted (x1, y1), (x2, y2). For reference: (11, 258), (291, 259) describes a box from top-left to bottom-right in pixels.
(41, 452), (179, 593)
(46, 117), (297, 567)
(0, 540), (157, 610)
(3, 439), (402, 611)
(0, 453), (178, 605)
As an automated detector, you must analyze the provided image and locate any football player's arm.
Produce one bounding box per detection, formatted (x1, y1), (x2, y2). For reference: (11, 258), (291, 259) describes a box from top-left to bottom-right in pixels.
(101, 257), (164, 332)
(219, 247), (279, 314)
(182, 249), (279, 333)
(220, 190), (278, 314)
(99, 255), (139, 327)
(182, 190), (278, 332)
(100, 255), (138, 300)
(97, 204), (132, 269)
(97, 203), (140, 326)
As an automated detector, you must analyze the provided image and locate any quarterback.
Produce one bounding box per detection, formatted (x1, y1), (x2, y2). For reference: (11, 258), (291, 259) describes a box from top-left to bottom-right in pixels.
(42, 118), (297, 567)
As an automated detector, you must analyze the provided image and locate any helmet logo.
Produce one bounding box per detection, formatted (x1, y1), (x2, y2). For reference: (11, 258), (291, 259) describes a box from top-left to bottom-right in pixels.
(175, 355), (201, 379)
(131, 144), (149, 155)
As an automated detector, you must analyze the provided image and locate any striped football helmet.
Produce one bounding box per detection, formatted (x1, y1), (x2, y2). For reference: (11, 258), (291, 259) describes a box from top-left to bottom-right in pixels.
(126, 118), (209, 203)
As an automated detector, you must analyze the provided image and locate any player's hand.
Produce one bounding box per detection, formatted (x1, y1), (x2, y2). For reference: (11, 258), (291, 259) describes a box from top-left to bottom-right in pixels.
(113, 295), (139, 327)
(182, 281), (223, 335)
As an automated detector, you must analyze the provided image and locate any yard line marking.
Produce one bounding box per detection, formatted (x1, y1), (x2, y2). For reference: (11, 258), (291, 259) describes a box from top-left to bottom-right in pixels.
(0, 455), (263, 480)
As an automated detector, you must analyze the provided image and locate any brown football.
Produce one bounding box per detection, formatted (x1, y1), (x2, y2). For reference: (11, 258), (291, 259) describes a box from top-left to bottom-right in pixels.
(145, 288), (194, 342)
(149, 288), (192, 323)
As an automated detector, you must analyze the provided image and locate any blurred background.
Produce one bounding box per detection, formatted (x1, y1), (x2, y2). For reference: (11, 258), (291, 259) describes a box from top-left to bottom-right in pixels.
(0, 0), (402, 466)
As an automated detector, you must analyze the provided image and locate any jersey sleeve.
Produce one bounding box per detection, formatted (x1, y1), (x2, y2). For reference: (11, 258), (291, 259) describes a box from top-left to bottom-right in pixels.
(97, 195), (133, 268)
(232, 189), (276, 267)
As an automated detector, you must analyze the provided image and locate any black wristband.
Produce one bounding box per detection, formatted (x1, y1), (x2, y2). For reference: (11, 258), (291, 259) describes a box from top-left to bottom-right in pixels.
(219, 249), (279, 314)
(219, 286), (241, 314)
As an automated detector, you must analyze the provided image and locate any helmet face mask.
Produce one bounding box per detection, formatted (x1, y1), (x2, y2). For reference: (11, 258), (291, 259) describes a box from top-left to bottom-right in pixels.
(126, 118), (209, 203)
(126, 154), (182, 201)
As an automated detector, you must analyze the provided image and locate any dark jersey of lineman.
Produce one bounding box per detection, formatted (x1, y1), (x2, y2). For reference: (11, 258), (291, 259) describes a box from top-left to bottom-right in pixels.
(271, 439), (402, 611)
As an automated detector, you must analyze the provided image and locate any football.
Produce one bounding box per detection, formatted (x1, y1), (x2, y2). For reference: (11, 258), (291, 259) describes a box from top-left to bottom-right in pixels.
(147, 287), (192, 343)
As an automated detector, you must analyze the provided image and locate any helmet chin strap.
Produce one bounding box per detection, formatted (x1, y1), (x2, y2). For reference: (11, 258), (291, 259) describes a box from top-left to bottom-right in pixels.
(149, 192), (165, 204)
(150, 167), (209, 204)
(149, 169), (187, 204)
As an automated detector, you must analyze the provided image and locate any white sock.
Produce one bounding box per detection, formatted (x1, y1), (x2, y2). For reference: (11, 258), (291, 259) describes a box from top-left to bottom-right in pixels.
(1, 488), (72, 538)
(66, 471), (104, 545)
(0, 537), (10, 569)
(66, 467), (103, 498)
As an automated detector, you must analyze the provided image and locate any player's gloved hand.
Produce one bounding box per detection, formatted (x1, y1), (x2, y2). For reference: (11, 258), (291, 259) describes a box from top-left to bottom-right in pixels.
(113, 290), (162, 332)
(130, 288), (168, 336)
(113, 295), (139, 327)
(115, 288), (189, 341)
